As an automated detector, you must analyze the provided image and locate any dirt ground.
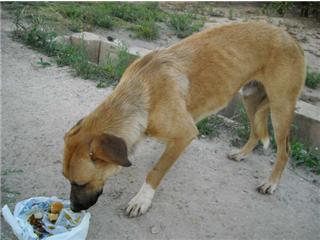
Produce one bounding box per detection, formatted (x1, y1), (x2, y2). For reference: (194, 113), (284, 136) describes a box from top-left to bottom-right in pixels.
(1, 7), (320, 240)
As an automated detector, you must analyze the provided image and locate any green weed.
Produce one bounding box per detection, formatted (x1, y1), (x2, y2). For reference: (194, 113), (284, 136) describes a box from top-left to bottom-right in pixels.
(69, 19), (83, 32)
(305, 69), (320, 89)
(197, 115), (224, 138)
(94, 14), (113, 29)
(130, 21), (159, 40)
(228, 8), (235, 20)
(36, 57), (52, 68)
(97, 45), (135, 87)
(262, 2), (294, 16)
(291, 141), (320, 174)
(110, 2), (164, 23)
(169, 13), (204, 38)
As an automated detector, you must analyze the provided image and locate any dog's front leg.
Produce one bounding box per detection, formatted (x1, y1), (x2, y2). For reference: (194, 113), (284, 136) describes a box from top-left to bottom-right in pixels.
(126, 136), (195, 217)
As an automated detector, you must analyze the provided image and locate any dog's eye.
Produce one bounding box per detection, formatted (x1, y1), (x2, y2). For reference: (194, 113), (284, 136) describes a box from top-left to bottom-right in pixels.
(89, 152), (99, 163)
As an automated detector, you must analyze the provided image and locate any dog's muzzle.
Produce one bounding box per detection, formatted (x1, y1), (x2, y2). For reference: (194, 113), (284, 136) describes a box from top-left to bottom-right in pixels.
(70, 188), (103, 212)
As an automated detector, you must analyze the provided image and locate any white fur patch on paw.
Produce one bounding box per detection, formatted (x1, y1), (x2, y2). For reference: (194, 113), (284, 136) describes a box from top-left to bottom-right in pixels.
(126, 182), (155, 217)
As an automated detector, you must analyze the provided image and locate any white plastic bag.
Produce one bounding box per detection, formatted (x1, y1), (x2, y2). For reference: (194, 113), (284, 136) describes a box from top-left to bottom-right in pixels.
(2, 196), (91, 240)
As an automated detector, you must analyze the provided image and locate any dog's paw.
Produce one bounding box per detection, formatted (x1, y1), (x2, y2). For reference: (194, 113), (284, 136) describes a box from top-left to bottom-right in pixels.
(126, 182), (155, 218)
(257, 180), (278, 194)
(227, 150), (246, 161)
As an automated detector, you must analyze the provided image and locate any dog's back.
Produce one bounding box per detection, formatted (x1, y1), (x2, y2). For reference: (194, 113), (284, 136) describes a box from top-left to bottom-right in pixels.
(123, 22), (305, 122)
(161, 21), (305, 120)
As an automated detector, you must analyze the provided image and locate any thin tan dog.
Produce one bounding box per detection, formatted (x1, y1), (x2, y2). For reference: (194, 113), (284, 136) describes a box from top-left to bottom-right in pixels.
(63, 22), (305, 217)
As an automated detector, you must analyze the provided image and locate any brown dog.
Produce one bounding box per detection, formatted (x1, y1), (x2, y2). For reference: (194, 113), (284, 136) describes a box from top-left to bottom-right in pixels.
(63, 22), (305, 217)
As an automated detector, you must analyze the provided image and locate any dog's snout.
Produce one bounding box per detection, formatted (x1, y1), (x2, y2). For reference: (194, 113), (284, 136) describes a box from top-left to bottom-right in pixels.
(70, 202), (85, 212)
(70, 187), (103, 212)
(70, 202), (79, 212)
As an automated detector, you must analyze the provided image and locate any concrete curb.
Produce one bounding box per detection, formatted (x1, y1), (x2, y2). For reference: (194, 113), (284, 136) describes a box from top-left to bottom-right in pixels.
(294, 100), (320, 146)
(67, 32), (152, 66)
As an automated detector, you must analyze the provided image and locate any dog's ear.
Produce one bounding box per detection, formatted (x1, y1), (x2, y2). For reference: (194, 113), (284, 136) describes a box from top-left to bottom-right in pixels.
(90, 134), (131, 167)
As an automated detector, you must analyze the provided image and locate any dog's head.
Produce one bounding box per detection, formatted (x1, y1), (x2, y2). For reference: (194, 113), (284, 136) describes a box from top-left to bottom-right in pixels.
(63, 118), (131, 212)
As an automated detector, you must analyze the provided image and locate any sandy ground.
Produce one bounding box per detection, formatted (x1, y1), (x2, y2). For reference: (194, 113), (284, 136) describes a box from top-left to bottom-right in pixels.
(1, 11), (320, 240)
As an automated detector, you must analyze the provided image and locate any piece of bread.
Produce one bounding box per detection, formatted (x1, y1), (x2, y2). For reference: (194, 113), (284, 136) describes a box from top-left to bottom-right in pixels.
(48, 213), (59, 222)
(50, 202), (64, 214)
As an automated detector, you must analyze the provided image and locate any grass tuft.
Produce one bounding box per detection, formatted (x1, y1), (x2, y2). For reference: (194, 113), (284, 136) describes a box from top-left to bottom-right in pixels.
(197, 115), (224, 138)
(305, 69), (320, 89)
(169, 13), (204, 38)
(228, 8), (235, 20)
(291, 140), (320, 174)
(262, 2), (294, 16)
(97, 45), (135, 88)
(130, 21), (159, 40)
(110, 2), (164, 23)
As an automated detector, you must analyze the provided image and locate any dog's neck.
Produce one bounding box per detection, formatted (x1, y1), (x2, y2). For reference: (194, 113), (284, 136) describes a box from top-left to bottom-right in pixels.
(87, 80), (149, 151)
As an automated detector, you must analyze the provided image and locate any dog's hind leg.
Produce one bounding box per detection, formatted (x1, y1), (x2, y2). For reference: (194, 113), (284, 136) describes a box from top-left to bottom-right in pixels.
(126, 111), (198, 217)
(228, 82), (270, 161)
(257, 62), (305, 194)
(256, 35), (306, 194)
(257, 99), (294, 194)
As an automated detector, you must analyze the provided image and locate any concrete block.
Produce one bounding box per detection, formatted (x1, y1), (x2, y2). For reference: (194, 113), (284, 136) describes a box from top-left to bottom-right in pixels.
(128, 46), (152, 57)
(300, 87), (320, 107)
(70, 32), (102, 63)
(98, 39), (122, 65)
(293, 100), (320, 147)
(99, 39), (151, 66)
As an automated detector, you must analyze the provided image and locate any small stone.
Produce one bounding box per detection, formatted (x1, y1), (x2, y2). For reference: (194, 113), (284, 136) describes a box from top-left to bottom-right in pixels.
(150, 226), (160, 234)
(107, 36), (114, 42)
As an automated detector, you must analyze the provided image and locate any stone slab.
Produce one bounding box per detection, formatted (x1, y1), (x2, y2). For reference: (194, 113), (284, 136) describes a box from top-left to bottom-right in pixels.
(70, 32), (102, 63)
